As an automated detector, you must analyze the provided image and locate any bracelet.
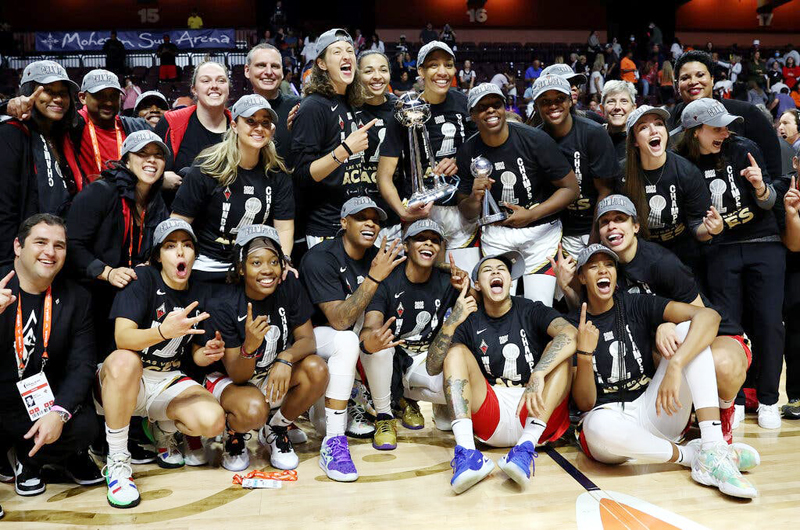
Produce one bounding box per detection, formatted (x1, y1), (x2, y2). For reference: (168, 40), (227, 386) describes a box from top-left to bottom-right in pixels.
(577, 350), (594, 357)
(331, 151), (344, 165)
(756, 186), (769, 199)
(107, 268), (114, 283)
(366, 274), (381, 285)
(340, 141), (353, 156)
(158, 324), (167, 341)
(274, 358), (293, 368)
(359, 340), (372, 354)
(50, 405), (71, 423)
(240, 344), (263, 359)
(283, 254), (294, 267)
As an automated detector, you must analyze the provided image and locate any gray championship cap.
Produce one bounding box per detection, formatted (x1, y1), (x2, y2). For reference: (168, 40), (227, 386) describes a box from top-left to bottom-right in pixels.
(467, 83), (506, 112)
(153, 218), (197, 246)
(404, 219), (444, 241)
(541, 63), (587, 87)
(340, 196), (388, 221)
(670, 98), (743, 137)
(595, 194), (638, 222)
(531, 74), (572, 102)
(134, 90), (169, 112)
(20, 60), (79, 90)
(471, 250), (526, 283)
(235, 224), (281, 248)
(230, 93), (278, 124)
(316, 28), (354, 58)
(417, 40), (455, 68)
(626, 104), (670, 136)
(120, 129), (169, 159)
(576, 244), (619, 270)
(80, 69), (124, 94)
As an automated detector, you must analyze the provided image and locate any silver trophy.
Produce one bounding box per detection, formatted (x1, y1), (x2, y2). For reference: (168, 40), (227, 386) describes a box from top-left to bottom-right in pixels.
(471, 156), (507, 226)
(394, 92), (458, 208)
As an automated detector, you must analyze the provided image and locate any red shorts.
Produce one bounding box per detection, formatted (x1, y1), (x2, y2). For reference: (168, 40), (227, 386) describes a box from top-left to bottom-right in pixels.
(159, 65), (178, 80)
(725, 334), (752, 369)
(472, 378), (570, 446)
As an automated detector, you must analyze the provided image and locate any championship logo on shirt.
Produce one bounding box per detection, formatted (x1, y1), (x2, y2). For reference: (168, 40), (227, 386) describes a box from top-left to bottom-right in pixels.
(479, 339), (488, 354)
(397, 302), (404, 317)
(223, 186), (232, 201)
(156, 303), (166, 319)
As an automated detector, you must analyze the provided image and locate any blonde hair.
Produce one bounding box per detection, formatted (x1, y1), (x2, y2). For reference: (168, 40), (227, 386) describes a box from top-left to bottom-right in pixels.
(196, 122), (288, 187)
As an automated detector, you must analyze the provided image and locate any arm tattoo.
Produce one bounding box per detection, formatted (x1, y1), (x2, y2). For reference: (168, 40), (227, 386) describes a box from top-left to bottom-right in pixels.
(426, 330), (453, 376)
(329, 282), (376, 329)
(444, 377), (470, 419)
(532, 332), (574, 375)
(525, 375), (541, 394)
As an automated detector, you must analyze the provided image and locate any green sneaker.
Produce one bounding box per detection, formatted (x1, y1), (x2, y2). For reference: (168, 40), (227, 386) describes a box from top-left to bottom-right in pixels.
(687, 439), (760, 472)
(691, 443), (758, 499)
(103, 453), (140, 509)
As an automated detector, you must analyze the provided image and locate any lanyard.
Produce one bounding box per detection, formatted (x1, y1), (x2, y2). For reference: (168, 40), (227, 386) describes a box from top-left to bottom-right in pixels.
(14, 287), (52, 379)
(86, 119), (123, 173)
(121, 200), (146, 267)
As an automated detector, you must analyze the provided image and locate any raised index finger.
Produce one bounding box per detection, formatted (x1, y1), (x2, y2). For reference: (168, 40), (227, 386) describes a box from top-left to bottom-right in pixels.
(362, 118), (379, 130)
(747, 152), (759, 168)
(28, 85), (44, 103)
(580, 302), (587, 326)
(247, 302), (253, 323)
(0, 270), (15, 289)
(459, 278), (470, 298)
(182, 300), (200, 315)
(380, 316), (397, 332)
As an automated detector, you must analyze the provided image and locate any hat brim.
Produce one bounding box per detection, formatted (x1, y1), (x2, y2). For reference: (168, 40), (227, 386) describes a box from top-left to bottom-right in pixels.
(533, 85), (571, 102)
(345, 204), (388, 222)
(628, 108), (670, 134)
(84, 84), (125, 94)
(155, 225), (197, 246)
(577, 247), (619, 270)
(468, 90), (506, 111)
(123, 139), (169, 159)
(33, 76), (79, 91)
(705, 114), (743, 128)
(418, 44), (456, 67)
(566, 73), (587, 86)
(404, 226), (445, 241)
(471, 251), (526, 283)
(135, 95), (169, 111)
(234, 105), (279, 125)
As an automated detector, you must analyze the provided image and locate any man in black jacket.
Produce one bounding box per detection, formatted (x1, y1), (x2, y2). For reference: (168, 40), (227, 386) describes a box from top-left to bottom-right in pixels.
(102, 31), (127, 78)
(669, 50), (782, 181)
(0, 214), (102, 498)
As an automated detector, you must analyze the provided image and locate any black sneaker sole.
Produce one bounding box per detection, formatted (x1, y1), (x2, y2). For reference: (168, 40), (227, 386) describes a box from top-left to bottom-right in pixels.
(64, 470), (105, 486)
(155, 458), (185, 469)
(345, 430), (375, 439)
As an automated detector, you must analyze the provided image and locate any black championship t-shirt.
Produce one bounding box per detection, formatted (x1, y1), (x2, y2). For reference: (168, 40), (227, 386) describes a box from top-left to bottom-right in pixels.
(693, 136), (779, 245)
(357, 95), (403, 226)
(543, 116), (619, 236)
(567, 291), (668, 406)
(457, 122), (573, 227)
(367, 266), (459, 354)
(382, 89), (477, 205)
(291, 93), (366, 237)
(638, 152), (710, 253)
(205, 274), (313, 375)
(155, 112), (227, 173)
(110, 266), (212, 372)
(620, 238), (742, 335)
(607, 129), (627, 169)
(452, 297), (559, 387)
(172, 164), (294, 263)
(299, 236), (379, 328)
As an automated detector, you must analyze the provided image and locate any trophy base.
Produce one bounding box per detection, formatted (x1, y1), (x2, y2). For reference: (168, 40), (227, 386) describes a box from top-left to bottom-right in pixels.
(478, 212), (508, 226)
(407, 184), (458, 209)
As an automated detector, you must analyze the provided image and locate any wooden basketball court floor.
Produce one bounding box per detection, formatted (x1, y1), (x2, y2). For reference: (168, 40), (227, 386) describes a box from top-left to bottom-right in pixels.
(2, 379), (799, 529)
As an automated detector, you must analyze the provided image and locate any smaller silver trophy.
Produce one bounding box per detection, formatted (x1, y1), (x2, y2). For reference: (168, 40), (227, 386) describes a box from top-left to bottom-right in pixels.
(471, 156), (507, 226)
(394, 92), (458, 208)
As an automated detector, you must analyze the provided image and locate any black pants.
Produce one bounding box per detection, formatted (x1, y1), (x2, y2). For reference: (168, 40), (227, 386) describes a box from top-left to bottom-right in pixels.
(784, 267), (800, 401)
(0, 406), (98, 469)
(705, 242), (785, 405)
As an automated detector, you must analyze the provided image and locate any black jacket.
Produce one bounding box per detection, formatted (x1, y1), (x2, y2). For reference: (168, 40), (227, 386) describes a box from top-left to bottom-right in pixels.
(65, 164), (169, 280)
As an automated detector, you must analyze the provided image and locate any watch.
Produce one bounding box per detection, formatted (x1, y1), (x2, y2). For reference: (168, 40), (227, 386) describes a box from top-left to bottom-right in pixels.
(50, 406), (71, 423)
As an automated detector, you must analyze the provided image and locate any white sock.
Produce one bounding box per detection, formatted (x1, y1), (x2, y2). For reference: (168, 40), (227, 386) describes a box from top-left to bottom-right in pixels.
(517, 417), (547, 446)
(105, 424), (129, 456)
(451, 418), (476, 450)
(325, 407), (347, 437)
(698, 419), (725, 449)
(677, 443), (696, 468)
(270, 409), (293, 428)
(719, 397), (734, 410)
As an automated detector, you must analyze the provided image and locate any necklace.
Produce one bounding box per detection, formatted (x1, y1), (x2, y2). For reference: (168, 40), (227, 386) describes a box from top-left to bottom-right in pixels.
(642, 160), (666, 193)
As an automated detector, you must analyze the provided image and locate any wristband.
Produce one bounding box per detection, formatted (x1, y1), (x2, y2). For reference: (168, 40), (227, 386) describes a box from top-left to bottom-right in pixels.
(50, 405), (71, 423)
(366, 274), (381, 285)
(158, 324), (167, 341)
(359, 340), (372, 354)
(240, 344), (263, 359)
(341, 141), (354, 156)
(577, 350), (594, 357)
(274, 358), (293, 368)
(331, 151), (344, 165)
(283, 254), (294, 267)
(756, 186), (768, 199)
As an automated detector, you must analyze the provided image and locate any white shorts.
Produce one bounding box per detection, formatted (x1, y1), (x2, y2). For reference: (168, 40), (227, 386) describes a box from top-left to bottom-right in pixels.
(476, 385), (526, 447)
(560, 234), (590, 258)
(204, 371), (284, 409)
(429, 204), (479, 249)
(400, 349), (445, 404)
(96, 369), (199, 422)
(481, 220), (562, 275)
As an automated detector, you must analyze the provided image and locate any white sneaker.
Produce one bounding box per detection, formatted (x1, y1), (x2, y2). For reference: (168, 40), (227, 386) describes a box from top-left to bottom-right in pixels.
(259, 424), (299, 470)
(433, 403), (454, 431)
(222, 429), (250, 472)
(757, 403), (781, 429)
(287, 423), (308, 444)
(103, 453), (140, 509)
(151, 423), (184, 469)
(183, 436), (208, 466)
(691, 443), (758, 499)
(731, 404), (745, 429)
(346, 401), (375, 438)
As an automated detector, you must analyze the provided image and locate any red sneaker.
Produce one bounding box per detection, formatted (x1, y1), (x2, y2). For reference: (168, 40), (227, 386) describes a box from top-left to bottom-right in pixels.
(720, 405), (734, 444)
(743, 388), (759, 412)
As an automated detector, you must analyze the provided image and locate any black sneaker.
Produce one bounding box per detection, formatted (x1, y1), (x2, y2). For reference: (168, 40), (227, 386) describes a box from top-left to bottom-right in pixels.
(128, 439), (157, 465)
(781, 399), (800, 419)
(0, 454), (13, 483)
(64, 451), (104, 486)
(89, 438), (108, 458)
(14, 459), (45, 496)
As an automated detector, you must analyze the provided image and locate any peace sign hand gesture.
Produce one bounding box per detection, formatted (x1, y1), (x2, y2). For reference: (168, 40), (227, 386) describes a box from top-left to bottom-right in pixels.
(159, 301), (209, 339)
(362, 316), (405, 354)
(548, 243), (576, 293)
(445, 280), (478, 329)
(0, 271), (17, 316)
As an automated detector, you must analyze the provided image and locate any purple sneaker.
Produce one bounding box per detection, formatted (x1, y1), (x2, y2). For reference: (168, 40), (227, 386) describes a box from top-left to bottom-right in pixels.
(319, 435), (358, 482)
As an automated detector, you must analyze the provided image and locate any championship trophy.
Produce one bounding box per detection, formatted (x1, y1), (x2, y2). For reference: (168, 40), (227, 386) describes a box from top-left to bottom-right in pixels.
(394, 92), (458, 208)
(470, 156), (507, 226)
